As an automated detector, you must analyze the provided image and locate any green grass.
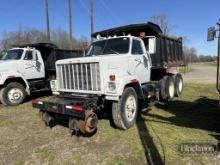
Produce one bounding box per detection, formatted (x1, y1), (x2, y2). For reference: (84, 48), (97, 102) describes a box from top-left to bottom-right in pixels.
(205, 62), (217, 67)
(14, 160), (25, 165)
(0, 120), (14, 127)
(98, 83), (220, 164)
(35, 148), (55, 164)
(178, 66), (192, 73)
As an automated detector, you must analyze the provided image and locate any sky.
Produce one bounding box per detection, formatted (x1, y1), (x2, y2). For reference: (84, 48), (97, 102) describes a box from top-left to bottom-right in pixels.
(0, 0), (219, 55)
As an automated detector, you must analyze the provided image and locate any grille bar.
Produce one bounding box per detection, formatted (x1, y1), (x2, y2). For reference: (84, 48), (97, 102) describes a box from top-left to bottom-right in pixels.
(57, 62), (101, 92)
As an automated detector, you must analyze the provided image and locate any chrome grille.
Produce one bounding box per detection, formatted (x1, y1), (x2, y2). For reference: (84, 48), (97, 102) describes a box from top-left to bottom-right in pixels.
(57, 63), (101, 91)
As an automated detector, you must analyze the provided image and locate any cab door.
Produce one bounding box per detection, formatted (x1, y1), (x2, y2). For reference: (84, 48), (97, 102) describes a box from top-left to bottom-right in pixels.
(23, 50), (45, 80)
(129, 38), (151, 84)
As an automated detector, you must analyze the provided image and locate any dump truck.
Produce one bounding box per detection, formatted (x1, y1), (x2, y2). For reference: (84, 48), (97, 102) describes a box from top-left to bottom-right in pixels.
(32, 22), (184, 135)
(0, 43), (82, 106)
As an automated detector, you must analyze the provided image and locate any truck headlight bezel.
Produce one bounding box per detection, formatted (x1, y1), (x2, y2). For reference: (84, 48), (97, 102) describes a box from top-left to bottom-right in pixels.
(108, 82), (116, 91)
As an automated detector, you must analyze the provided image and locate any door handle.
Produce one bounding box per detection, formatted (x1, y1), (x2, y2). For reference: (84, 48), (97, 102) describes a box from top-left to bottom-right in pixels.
(135, 58), (141, 63)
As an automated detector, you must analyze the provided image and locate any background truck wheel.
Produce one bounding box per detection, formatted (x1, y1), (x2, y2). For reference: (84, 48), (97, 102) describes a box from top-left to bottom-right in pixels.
(112, 87), (138, 130)
(160, 76), (175, 102)
(0, 82), (27, 106)
(173, 74), (183, 97)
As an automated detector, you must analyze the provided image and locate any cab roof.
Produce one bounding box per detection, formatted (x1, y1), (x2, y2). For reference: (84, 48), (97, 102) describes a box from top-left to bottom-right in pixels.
(92, 22), (162, 38)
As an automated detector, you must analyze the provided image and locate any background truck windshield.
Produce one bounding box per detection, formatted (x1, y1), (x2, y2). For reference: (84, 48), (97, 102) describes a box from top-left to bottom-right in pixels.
(2, 49), (23, 60)
(87, 37), (130, 56)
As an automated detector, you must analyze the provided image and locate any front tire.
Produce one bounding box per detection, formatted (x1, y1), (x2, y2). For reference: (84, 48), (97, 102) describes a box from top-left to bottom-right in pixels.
(0, 82), (27, 106)
(112, 87), (138, 130)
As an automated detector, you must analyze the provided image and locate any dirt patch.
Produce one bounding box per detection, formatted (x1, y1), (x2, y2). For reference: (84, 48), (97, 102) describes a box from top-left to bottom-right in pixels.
(182, 63), (216, 84)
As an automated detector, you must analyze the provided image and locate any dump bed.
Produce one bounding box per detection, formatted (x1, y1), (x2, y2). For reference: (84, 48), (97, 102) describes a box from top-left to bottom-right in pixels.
(92, 22), (183, 68)
(43, 48), (82, 71)
(148, 35), (183, 68)
(19, 43), (83, 71)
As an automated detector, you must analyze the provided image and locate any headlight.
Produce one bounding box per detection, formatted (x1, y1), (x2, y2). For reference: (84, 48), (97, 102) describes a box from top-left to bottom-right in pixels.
(108, 82), (116, 91)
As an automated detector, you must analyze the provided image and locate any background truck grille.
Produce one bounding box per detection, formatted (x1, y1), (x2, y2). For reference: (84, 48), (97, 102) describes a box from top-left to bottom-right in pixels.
(57, 63), (101, 91)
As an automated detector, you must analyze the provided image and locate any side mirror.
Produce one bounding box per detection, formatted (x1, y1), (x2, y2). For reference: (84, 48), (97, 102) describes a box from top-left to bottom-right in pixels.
(148, 37), (156, 54)
(33, 52), (38, 61)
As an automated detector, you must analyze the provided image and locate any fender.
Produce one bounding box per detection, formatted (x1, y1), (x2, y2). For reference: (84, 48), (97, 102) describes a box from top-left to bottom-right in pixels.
(0, 71), (31, 95)
(105, 74), (141, 101)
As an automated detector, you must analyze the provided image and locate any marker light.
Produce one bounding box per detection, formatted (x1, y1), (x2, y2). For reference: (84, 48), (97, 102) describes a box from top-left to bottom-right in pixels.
(109, 75), (116, 81)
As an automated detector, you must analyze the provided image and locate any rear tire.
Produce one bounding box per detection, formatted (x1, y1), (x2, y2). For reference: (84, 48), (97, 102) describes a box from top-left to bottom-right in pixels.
(173, 74), (183, 97)
(112, 87), (138, 130)
(0, 82), (27, 106)
(159, 76), (168, 101)
(160, 76), (175, 102)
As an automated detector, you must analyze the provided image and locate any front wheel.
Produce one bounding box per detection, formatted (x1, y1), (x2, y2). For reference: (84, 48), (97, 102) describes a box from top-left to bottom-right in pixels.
(0, 82), (27, 106)
(112, 87), (138, 130)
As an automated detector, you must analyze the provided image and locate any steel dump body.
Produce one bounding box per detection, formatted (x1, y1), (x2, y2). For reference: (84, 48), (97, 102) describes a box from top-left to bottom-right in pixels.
(150, 35), (183, 68)
(92, 22), (183, 68)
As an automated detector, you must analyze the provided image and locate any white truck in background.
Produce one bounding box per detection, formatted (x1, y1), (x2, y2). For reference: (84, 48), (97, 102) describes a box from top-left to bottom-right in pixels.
(0, 43), (82, 106)
(32, 22), (184, 135)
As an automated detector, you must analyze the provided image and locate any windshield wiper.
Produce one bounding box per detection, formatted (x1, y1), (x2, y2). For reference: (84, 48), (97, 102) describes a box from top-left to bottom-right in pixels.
(110, 49), (120, 55)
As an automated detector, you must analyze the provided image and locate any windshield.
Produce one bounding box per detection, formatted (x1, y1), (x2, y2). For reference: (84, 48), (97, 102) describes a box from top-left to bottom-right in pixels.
(2, 49), (24, 60)
(86, 37), (130, 56)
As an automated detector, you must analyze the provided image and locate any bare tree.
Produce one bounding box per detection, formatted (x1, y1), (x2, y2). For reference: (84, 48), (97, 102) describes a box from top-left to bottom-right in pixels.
(0, 27), (88, 50)
(183, 46), (198, 64)
(151, 14), (174, 35)
(1, 27), (47, 50)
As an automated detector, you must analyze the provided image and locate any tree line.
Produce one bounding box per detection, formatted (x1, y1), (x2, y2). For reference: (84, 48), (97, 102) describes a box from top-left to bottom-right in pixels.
(151, 14), (217, 64)
(183, 46), (217, 64)
(0, 27), (89, 59)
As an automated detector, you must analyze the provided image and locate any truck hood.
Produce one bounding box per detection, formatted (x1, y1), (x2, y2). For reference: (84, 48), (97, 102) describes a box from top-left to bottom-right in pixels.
(56, 54), (130, 79)
(0, 60), (18, 72)
(56, 54), (128, 65)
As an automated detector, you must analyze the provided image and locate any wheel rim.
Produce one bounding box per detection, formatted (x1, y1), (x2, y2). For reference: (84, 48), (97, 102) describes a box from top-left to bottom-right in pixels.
(7, 88), (23, 104)
(178, 79), (183, 93)
(169, 82), (175, 98)
(125, 95), (137, 122)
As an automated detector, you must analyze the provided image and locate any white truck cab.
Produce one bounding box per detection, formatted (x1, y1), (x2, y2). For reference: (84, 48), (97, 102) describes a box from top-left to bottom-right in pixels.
(0, 47), (45, 81)
(55, 36), (151, 101)
(0, 43), (82, 106)
(0, 47), (45, 105)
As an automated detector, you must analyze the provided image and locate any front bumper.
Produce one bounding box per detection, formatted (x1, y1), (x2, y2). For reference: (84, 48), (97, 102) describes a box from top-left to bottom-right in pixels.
(32, 96), (87, 119)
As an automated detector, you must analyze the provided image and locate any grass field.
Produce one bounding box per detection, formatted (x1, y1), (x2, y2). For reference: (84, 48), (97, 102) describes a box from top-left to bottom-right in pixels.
(178, 66), (192, 74)
(0, 83), (220, 165)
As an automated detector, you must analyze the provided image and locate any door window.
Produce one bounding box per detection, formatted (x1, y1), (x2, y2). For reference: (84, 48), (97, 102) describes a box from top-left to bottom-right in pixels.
(24, 51), (38, 60)
(132, 40), (143, 55)
(24, 51), (33, 60)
